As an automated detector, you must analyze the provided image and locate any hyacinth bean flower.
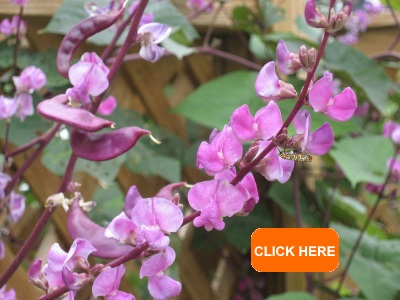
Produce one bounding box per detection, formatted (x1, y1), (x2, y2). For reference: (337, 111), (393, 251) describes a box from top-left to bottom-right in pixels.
(0, 286), (16, 300)
(66, 52), (109, 105)
(6, 192), (26, 223)
(29, 239), (96, 295)
(11, 0), (28, 6)
(197, 125), (242, 176)
(308, 71), (357, 122)
(366, 157), (400, 195)
(230, 102), (282, 142)
(254, 141), (295, 183)
(276, 40), (302, 75)
(188, 179), (246, 231)
(13, 66), (46, 94)
(15, 93), (34, 121)
(383, 120), (400, 144)
(186, 0), (213, 12)
(137, 23), (171, 63)
(98, 95), (117, 115)
(0, 16), (26, 37)
(107, 187), (183, 251)
(255, 61), (297, 102)
(0, 96), (18, 120)
(92, 265), (135, 300)
(292, 110), (334, 156)
(215, 167), (259, 215)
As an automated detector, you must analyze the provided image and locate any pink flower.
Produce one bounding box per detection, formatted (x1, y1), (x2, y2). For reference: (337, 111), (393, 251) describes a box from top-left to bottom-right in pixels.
(92, 265), (135, 300)
(186, 0), (213, 12)
(129, 1), (154, 26)
(98, 95), (117, 115)
(15, 93), (34, 121)
(0, 286), (16, 300)
(304, 0), (328, 29)
(0, 171), (12, 198)
(197, 125), (242, 176)
(276, 40), (302, 75)
(0, 16), (26, 37)
(255, 61), (297, 103)
(13, 66), (46, 94)
(230, 102), (282, 142)
(308, 72), (357, 121)
(29, 259), (48, 291)
(137, 23), (171, 63)
(148, 274), (182, 300)
(215, 167), (259, 215)
(254, 141), (295, 183)
(6, 192), (25, 223)
(66, 52), (109, 105)
(140, 246), (175, 278)
(383, 120), (400, 144)
(188, 179), (246, 231)
(292, 110), (334, 156)
(0, 96), (18, 120)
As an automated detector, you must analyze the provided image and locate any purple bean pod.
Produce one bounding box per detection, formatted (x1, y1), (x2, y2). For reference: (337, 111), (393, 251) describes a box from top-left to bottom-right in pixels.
(67, 199), (134, 259)
(57, 6), (126, 78)
(37, 95), (115, 132)
(70, 126), (150, 161)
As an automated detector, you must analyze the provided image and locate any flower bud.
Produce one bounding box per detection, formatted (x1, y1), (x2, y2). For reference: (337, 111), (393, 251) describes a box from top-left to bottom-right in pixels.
(304, 0), (329, 29)
(299, 46), (316, 73)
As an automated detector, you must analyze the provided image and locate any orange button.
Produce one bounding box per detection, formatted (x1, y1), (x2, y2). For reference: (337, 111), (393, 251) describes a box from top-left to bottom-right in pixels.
(251, 228), (339, 272)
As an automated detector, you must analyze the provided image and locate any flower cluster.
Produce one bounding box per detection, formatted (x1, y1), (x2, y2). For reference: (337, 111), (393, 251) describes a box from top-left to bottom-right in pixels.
(0, 16), (26, 38)
(189, 33), (357, 231)
(104, 186), (183, 299)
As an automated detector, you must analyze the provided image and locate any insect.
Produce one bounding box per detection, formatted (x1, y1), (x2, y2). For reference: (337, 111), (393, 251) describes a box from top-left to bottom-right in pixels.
(279, 149), (312, 162)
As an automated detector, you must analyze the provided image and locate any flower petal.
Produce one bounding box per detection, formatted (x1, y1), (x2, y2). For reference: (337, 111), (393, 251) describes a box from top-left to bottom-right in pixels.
(148, 275), (182, 300)
(92, 265), (125, 297)
(140, 246), (175, 277)
(309, 72), (333, 112)
(196, 141), (225, 175)
(324, 87), (357, 121)
(255, 101), (283, 139)
(230, 104), (256, 141)
(255, 61), (281, 102)
(305, 122), (334, 155)
(138, 23), (171, 43)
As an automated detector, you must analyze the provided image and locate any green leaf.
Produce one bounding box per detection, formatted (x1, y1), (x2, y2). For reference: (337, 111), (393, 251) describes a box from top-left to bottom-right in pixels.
(223, 204), (274, 254)
(147, 0), (199, 43)
(269, 181), (323, 227)
(231, 6), (261, 34)
(295, 16), (322, 44)
(324, 41), (395, 115)
(329, 135), (395, 187)
(258, 0), (285, 28)
(266, 291), (317, 300)
(333, 223), (400, 300)
(380, 0), (400, 10)
(88, 183), (124, 226)
(124, 142), (181, 182)
(174, 71), (263, 129)
(249, 34), (270, 60)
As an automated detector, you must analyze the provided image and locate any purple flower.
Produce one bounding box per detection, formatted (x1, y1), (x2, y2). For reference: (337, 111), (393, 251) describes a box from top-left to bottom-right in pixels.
(66, 52), (109, 105)
(188, 179), (246, 231)
(292, 110), (334, 155)
(137, 23), (171, 63)
(98, 95), (117, 115)
(0, 16), (26, 37)
(15, 93), (34, 121)
(7, 192), (25, 223)
(215, 167), (259, 215)
(254, 141), (295, 183)
(148, 274), (182, 300)
(29, 259), (48, 291)
(0, 240), (5, 260)
(131, 197), (183, 251)
(255, 61), (297, 103)
(38, 239), (95, 292)
(0, 172), (12, 198)
(230, 102), (282, 142)
(304, 0), (328, 29)
(92, 265), (135, 300)
(276, 40), (302, 75)
(383, 120), (400, 144)
(309, 72), (357, 121)
(0, 96), (18, 120)
(197, 125), (242, 176)
(140, 246), (175, 278)
(13, 66), (46, 94)
(0, 286), (16, 300)
(106, 188), (183, 251)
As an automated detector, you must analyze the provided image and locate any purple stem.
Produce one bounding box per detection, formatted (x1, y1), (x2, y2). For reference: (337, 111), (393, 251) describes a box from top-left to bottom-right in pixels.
(202, 1), (224, 47)
(12, 5), (24, 75)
